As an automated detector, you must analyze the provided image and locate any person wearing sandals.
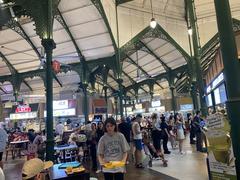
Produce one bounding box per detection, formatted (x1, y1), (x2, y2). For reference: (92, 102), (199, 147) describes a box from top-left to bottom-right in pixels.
(174, 113), (185, 154)
(132, 114), (144, 168)
(98, 117), (130, 180)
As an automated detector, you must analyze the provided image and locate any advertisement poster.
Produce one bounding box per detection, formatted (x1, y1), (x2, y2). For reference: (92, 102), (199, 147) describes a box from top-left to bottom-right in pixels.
(206, 113), (236, 180)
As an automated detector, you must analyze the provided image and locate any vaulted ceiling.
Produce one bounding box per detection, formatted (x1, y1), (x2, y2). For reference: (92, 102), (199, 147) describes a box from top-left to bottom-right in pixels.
(0, 0), (239, 102)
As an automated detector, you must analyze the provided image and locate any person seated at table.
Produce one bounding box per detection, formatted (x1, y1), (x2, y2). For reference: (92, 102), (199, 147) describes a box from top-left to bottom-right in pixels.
(33, 131), (45, 160)
(22, 158), (53, 180)
(27, 129), (36, 143)
(98, 117), (130, 180)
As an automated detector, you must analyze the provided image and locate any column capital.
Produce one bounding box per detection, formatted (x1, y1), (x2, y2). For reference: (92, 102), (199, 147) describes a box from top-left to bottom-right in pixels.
(116, 78), (123, 84)
(41, 39), (56, 50)
(103, 86), (108, 90)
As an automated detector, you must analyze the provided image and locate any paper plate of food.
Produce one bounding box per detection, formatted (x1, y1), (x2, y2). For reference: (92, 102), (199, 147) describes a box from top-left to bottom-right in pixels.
(103, 161), (125, 169)
(65, 166), (85, 175)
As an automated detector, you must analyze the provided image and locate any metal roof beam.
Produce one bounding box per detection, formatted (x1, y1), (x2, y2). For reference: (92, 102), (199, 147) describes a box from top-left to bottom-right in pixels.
(0, 51), (17, 75)
(0, 87), (7, 94)
(91, 0), (117, 51)
(125, 54), (150, 77)
(138, 40), (171, 72)
(122, 71), (148, 94)
(155, 82), (164, 89)
(6, 19), (62, 87)
(124, 64), (186, 91)
(23, 80), (33, 91)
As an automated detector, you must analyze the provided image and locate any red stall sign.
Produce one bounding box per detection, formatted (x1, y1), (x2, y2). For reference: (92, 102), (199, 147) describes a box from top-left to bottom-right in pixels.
(15, 105), (32, 113)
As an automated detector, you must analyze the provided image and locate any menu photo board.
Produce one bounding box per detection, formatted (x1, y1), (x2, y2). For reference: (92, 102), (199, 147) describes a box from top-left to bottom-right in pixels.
(94, 107), (107, 114)
(44, 108), (76, 117)
(206, 113), (236, 180)
(53, 100), (68, 110)
(135, 103), (143, 109)
(10, 112), (37, 120)
(151, 100), (161, 107)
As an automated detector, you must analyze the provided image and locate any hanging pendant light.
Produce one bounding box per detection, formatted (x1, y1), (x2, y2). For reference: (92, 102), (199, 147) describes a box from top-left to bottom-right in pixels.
(150, 17), (157, 29)
(149, 0), (157, 28)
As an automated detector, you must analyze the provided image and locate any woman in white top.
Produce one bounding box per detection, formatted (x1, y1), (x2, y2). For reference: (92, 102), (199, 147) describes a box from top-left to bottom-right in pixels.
(174, 113), (185, 154)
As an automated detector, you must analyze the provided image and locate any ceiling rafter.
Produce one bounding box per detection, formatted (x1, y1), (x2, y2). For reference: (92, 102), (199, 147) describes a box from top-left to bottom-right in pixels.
(125, 64), (187, 92)
(125, 54), (150, 77)
(0, 51), (33, 92)
(122, 71), (148, 94)
(6, 19), (63, 87)
(0, 87), (7, 94)
(138, 40), (171, 72)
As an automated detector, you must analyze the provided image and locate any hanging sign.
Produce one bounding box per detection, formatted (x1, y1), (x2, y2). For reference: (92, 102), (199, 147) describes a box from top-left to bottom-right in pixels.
(15, 105), (32, 113)
(206, 113), (236, 180)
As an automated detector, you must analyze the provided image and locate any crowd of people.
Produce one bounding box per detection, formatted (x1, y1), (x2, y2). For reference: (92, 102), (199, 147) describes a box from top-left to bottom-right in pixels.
(0, 110), (208, 180)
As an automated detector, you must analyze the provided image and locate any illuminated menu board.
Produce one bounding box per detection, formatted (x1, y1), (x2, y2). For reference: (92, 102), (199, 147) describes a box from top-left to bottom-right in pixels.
(53, 100), (68, 110)
(44, 108), (76, 117)
(10, 112), (37, 120)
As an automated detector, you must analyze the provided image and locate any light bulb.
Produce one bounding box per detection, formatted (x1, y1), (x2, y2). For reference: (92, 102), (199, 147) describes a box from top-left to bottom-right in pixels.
(150, 18), (157, 29)
(188, 28), (193, 35)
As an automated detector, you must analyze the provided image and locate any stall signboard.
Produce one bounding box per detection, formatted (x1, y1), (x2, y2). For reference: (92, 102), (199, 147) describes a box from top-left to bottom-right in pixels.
(10, 112), (37, 120)
(151, 100), (161, 107)
(135, 104), (142, 109)
(149, 106), (165, 113)
(206, 113), (236, 180)
(53, 100), (68, 110)
(44, 108), (76, 117)
(15, 105), (31, 113)
(95, 107), (107, 114)
(126, 107), (132, 112)
(180, 104), (193, 111)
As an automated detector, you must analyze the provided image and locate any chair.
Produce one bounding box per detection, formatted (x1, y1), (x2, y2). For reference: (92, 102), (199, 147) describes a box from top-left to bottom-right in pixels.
(5, 144), (15, 161)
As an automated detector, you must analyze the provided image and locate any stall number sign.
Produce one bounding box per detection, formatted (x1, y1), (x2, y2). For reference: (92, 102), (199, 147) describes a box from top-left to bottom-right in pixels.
(15, 105), (32, 113)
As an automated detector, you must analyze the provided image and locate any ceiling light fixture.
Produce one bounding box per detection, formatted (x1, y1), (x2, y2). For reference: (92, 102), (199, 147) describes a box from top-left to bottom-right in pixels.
(188, 27), (193, 36)
(150, 0), (157, 28)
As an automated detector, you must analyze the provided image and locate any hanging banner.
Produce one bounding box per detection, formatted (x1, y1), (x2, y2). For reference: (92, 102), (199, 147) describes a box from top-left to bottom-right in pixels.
(206, 113), (236, 180)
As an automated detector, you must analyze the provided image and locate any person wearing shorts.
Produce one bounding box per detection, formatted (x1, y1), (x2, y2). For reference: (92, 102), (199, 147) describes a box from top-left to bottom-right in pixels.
(132, 114), (143, 168)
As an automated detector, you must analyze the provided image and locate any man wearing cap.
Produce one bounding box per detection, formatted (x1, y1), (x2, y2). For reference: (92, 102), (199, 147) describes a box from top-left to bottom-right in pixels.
(22, 158), (53, 180)
(132, 114), (143, 168)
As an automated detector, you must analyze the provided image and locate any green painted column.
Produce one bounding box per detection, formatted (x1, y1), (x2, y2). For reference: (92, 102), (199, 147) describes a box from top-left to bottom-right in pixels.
(187, 0), (208, 117)
(124, 97), (127, 117)
(170, 86), (177, 114)
(190, 82), (199, 112)
(103, 86), (108, 119)
(117, 79), (124, 117)
(150, 92), (154, 105)
(214, 0), (240, 177)
(114, 96), (118, 118)
(210, 91), (216, 113)
(42, 39), (56, 161)
(82, 83), (89, 124)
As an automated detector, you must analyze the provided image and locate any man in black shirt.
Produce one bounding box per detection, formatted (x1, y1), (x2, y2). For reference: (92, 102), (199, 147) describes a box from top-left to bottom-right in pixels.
(118, 117), (131, 143)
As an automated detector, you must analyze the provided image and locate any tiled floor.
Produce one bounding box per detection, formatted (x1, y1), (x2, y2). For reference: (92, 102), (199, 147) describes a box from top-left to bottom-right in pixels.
(150, 139), (209, 180)
(2, 137), (208, 180)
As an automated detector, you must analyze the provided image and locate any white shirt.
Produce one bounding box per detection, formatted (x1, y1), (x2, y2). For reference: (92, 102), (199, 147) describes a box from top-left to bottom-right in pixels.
(0, 129), (7, 152)
(55, 123), (64, 135)
(132, 122), (142, 140)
